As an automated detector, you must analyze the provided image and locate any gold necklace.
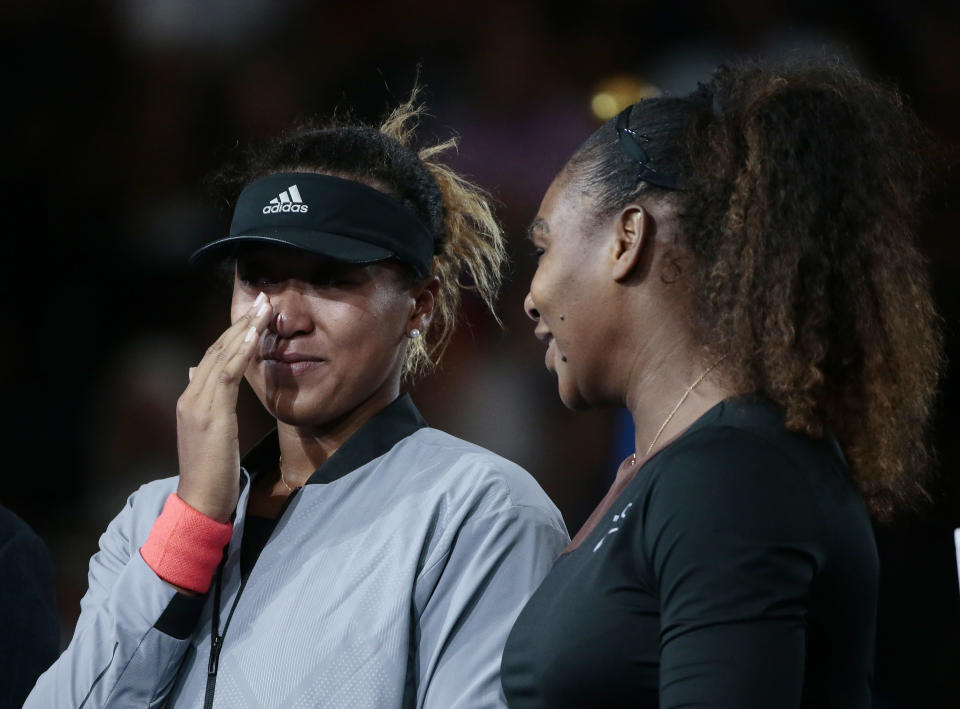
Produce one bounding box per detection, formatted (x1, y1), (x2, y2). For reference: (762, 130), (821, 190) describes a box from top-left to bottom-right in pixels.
(277, 455), (303, 493)
(631, 357), (726, 467)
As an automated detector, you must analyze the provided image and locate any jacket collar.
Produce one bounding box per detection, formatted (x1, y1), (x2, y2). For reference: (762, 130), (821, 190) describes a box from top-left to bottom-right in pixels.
(241, 393), (428, 485)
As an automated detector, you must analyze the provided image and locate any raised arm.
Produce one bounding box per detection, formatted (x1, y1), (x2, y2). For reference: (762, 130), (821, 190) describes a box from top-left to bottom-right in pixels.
(27, 294), (274, 707)
(24, 482), (209, 707)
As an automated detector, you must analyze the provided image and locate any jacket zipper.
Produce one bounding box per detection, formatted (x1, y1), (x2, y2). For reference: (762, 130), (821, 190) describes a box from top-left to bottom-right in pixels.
(203, 553), (233, 709)
(202, 487), (299, 709)
(204, 634), (223, 709)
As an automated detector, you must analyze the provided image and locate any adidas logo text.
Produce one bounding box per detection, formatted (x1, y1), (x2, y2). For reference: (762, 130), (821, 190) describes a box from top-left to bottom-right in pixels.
(262, 184), (309, 214)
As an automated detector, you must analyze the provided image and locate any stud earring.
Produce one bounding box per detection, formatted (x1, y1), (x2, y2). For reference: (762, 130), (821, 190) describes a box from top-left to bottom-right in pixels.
(408, 329), (421, 339)
(559, 315), (565, 321)
(561, 356), (567, 362)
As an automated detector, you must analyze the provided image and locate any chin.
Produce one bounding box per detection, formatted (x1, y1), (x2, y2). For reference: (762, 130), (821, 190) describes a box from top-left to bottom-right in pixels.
(271, 403), (325, 427)
(257, 384), (340, 428)
(557, 380), (592, 412)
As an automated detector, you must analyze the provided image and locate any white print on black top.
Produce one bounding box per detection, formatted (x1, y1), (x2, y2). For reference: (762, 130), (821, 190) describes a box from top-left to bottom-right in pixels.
(593, 502), (633, 553)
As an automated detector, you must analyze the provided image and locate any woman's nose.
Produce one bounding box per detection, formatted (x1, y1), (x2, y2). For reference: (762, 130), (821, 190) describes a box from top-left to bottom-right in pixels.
(267, 292), (313, 337)
(523, 292), (540, 322)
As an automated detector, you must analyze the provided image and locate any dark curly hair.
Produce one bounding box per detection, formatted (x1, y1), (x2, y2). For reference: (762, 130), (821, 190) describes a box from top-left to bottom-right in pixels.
(568, 57), (944, 519)
(213, 89), (505, 380)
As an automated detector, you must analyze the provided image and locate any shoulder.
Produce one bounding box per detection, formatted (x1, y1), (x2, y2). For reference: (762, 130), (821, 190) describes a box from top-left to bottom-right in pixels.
(0, 505), (37, 542)
(633, 405), (872, 572)
(396, 427), (566, 530)
(640, 420), (843, 540)
(0, 505), (50, 561)
(651, 394), (855, 495)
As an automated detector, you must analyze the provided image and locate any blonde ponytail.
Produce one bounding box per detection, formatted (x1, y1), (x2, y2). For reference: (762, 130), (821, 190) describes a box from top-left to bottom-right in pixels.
(379, 89), (507, 380)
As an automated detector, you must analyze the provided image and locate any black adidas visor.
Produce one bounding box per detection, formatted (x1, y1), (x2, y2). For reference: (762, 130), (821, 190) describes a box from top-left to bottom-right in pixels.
(189, 172), (437, 277)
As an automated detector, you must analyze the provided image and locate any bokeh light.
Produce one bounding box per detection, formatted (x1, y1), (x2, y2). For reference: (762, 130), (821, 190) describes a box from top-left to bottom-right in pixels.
(590, 74), (662, 121)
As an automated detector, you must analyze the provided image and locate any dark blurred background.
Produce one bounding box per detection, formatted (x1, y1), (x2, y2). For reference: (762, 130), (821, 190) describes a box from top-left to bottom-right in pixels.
(2, 1), (958, 706)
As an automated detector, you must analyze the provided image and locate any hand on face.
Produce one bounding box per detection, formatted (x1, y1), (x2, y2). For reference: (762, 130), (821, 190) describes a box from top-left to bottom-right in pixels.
(176, 293), (274, 522)
(233, 248), (429, 430)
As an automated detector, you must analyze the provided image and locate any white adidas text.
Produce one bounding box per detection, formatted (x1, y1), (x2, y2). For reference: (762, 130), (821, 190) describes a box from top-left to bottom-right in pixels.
(262, 184), (309, 214)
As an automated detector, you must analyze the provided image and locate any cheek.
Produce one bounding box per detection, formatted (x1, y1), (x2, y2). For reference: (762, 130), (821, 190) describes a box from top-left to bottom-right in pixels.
(532, 255), (578, 322)
(324, 294), (404, 350)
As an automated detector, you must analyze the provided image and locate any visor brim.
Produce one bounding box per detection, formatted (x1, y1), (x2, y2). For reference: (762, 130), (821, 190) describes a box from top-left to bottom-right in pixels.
(189, 230), (396, 268)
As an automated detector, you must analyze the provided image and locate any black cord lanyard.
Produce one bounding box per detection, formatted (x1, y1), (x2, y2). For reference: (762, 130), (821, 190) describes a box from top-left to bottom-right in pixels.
(204, 547), (237, 709)
(202, 487), (300, 709)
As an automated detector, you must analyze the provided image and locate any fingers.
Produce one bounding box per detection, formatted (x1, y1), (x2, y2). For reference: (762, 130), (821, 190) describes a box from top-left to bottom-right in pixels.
(189, 293), (273, 397)
(192, 292), (269, 385)
(204, 296), (273, 400)
(207, 321), (267, 408)
(175, 294), (272, 525)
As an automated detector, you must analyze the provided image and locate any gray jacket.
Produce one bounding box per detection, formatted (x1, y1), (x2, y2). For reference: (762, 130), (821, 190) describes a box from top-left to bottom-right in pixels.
(27, 395), (568, 708)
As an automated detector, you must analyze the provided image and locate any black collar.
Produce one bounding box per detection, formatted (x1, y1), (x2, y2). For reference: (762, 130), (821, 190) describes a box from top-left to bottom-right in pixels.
(241, 393), (428, 485)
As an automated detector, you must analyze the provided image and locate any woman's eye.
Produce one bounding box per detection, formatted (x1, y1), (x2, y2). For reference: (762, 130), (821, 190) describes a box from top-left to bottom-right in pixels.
(310, 267), (364, 287)
(310, 274), (348, 287)
(240, 274), (276, 286)
(531, 247), (545, 260)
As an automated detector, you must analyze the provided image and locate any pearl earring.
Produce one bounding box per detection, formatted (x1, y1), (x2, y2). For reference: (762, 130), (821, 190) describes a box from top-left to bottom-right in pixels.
(408, 329), (421, 339)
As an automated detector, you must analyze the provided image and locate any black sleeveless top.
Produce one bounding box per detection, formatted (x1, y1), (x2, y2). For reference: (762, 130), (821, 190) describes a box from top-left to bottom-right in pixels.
(501, 398), (878, 708)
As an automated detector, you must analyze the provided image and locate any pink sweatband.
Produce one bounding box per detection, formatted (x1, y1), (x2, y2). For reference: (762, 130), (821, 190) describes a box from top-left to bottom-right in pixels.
(140, 493), (233, 593)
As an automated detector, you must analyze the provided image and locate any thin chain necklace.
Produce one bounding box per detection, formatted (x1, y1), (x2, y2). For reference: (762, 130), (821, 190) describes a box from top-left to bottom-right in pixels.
(277, 455), (303, 494)
(631, 357), (726, 467)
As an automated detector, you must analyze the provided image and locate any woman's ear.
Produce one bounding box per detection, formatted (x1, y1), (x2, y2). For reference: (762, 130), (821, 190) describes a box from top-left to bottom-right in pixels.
(611, 205), (651, 282)
(407, 276), (440, 333)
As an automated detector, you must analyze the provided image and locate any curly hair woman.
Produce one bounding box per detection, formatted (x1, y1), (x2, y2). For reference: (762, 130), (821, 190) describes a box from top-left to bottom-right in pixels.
(28, 93), (568, 708)
(501, 57), (943, 708)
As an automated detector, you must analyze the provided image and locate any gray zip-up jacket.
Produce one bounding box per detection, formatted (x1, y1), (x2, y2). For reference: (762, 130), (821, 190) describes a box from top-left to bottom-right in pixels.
(27, 395), (568, 708)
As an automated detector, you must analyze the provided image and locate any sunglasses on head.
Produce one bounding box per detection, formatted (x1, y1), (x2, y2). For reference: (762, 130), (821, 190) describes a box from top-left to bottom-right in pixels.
(615, 104), (683, 191)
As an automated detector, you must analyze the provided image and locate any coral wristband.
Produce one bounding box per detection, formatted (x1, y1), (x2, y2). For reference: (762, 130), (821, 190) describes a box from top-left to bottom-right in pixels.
(140, 493), (233, 593)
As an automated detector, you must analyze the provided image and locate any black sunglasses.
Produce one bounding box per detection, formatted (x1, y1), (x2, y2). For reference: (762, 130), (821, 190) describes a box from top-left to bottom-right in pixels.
(615, 104), (682, 191)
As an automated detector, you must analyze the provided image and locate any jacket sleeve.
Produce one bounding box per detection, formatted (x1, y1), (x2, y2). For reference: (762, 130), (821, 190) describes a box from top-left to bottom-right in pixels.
(413, 503), (568, 709)
(25, 484), (207, 708)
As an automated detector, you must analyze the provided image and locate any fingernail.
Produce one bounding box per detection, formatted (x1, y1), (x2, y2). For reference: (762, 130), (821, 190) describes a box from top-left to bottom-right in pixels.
(256, 301), (269, 317)
(254, 292), (266, 307)
(244, 325), (257, 343)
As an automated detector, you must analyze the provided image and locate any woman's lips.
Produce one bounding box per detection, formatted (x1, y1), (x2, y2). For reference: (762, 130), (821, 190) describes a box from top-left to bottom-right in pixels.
(267, 360), (323, 375)
(263, 354), (325, 376)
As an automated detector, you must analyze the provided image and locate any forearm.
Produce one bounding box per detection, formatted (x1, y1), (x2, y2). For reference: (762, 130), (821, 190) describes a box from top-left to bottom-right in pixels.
(27, 489), (221, 707)
(25, 553), (202, 708)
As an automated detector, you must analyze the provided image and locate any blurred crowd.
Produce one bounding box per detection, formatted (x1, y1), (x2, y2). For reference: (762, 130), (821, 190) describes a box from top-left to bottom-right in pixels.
(2, 1), (958, 706)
